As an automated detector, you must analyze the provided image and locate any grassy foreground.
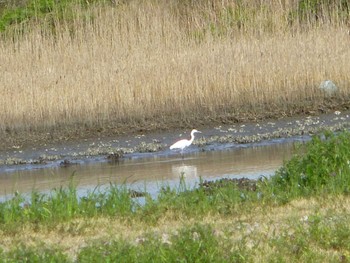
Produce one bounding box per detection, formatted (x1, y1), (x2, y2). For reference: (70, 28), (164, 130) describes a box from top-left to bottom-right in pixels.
(0, 0), (349, 142)
(1, 130), (350, 261)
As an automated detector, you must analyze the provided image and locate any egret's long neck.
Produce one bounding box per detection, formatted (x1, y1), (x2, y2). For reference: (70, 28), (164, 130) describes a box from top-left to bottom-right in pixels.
(189, 132), (195, 144)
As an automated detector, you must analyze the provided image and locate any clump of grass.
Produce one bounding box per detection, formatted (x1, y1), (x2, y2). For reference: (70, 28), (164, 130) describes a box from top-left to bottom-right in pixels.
(0, 180), (135, 225)
(77, 223), (249, 262)
(2, 243), (70, 263)
(267, 211), (350, 262)
(80, 182), (134, 217)
(267, 130), (350, 201)
(291, 0), (350, 25)
(0, 191), (24, 224)
(0, 0), (108, 32)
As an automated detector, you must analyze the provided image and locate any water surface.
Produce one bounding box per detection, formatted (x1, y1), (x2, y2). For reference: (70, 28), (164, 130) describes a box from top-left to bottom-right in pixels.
(0, 142), (296, 201)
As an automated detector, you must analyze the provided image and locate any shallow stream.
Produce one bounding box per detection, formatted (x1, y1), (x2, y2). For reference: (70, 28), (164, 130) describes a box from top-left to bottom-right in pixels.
(0, 141), (298, 202)
(2, 110), (350, 202)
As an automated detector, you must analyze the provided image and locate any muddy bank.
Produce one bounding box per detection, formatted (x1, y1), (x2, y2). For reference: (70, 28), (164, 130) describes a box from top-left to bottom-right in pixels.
(1, 99), (349, 151)
(1, 109), (350, 172)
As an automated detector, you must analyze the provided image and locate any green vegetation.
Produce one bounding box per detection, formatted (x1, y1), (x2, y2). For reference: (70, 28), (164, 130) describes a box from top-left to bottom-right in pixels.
(293, 0), (349, 23)
(1, 245), (69, 263)
(1, 0), (348, 33)
(269, 130), (350, 200)
(77, 223), (234, 262)
(0, 0), (108, 32)
(1, 130), (350, 261)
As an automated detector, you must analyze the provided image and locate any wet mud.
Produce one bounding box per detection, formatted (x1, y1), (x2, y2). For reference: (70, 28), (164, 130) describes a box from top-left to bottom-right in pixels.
(0, 110), (350, 172)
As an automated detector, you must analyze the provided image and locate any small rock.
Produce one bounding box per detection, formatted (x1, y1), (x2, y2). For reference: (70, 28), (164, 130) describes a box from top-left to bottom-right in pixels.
(319, 80), (338, 96)
(60, 159), (77, 167)
(107, 152), (123, 162)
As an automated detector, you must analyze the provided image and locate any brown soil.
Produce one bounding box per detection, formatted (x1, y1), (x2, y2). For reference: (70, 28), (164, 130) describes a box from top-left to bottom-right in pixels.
(1, 99), (348, 152)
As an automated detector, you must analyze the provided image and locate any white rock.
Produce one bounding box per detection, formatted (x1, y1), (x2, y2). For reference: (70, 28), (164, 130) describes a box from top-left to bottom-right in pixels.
(319, 80), (338, 96)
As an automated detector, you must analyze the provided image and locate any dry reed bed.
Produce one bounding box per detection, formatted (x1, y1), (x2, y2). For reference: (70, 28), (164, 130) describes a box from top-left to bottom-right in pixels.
(0, 1), (349, 133)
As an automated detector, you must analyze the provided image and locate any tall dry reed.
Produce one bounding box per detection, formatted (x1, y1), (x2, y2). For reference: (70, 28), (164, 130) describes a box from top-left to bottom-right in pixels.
(0, 0), (349, 133)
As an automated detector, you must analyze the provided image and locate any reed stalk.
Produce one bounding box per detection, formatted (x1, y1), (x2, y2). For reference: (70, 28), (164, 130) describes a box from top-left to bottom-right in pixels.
(0, 0), (349, 133)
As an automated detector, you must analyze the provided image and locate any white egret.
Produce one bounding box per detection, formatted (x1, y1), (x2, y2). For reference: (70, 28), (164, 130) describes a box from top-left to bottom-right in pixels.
(170, 129), (202, 158)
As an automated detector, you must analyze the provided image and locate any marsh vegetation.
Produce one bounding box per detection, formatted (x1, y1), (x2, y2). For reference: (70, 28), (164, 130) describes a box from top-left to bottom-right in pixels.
(0, 0), (349, 144)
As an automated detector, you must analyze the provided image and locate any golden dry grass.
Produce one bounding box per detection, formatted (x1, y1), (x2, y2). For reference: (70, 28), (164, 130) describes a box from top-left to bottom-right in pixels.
(0, 0), (349, 134)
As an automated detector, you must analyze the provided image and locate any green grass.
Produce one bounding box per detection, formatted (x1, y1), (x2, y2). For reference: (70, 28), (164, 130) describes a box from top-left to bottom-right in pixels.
(1, 0), (348, 33)
(77, 223), (249, 263)
(2, 130), (350, 261)
(0, 0), (108, 32)
(267, 211), (350, 262)
(267, 130), (350, 201)
(1, 244), (69, 263)
(0, 180), (134, 225)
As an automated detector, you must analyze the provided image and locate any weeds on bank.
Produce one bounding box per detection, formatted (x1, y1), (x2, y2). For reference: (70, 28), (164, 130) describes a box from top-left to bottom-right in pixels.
(1, 245), (69, 263)
(0, 180), (134, 226)
(2, 214), (349, 262)
(1, 130), (350, 261)
(267, 130), (350, 202)
(267, 212), (350, 262)
(77, 223), (249, 263)
(75, 213), (350, 262)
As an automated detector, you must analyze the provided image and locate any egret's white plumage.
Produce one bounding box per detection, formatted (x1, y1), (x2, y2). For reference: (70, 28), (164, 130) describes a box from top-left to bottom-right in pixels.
(170, 129), (201, 157)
